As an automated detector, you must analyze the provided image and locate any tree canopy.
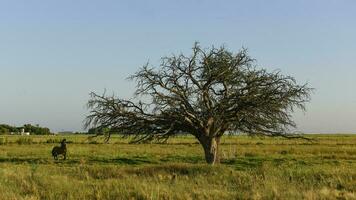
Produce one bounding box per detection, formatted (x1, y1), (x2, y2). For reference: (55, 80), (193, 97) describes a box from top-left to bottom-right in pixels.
(85, 43), (312, 164)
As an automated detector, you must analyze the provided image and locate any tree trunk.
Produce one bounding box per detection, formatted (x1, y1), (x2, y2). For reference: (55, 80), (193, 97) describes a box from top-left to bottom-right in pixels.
(199, 136), (221, 165)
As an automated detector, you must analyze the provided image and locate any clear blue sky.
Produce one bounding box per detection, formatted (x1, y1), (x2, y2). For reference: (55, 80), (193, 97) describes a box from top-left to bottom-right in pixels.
(1, 0), (355, 133)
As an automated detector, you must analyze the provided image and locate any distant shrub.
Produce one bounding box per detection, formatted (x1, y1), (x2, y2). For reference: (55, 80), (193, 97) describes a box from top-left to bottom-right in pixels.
(46, 138), (61, 143)
(47, 138), (73, 144)
(16, 137), (33, 145)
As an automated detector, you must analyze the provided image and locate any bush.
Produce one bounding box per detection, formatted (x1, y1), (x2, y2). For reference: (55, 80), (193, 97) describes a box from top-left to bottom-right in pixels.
(16, 137), (33, 145)
(46, 138), (61, 143)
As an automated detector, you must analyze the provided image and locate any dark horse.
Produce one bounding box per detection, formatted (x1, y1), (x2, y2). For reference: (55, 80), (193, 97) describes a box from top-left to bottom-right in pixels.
(52, 139), (67, 160)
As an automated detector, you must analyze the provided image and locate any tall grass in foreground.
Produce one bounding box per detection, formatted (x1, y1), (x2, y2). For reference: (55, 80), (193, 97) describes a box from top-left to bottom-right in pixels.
(0, 134), (355, 199)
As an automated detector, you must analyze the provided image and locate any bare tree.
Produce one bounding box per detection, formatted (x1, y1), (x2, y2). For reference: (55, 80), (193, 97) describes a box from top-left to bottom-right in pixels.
(85, 43), (312, 164)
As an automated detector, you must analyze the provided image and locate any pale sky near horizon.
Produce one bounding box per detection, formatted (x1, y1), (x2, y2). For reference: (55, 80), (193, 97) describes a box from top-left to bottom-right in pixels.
(0, 0), (355, 133)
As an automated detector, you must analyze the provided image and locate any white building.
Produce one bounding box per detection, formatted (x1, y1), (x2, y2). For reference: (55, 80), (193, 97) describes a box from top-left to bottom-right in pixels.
(20, 128), (30, 136)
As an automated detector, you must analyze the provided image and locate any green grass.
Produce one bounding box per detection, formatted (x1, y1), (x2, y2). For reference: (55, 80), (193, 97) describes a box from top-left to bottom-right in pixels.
(0, 134), (355, 199)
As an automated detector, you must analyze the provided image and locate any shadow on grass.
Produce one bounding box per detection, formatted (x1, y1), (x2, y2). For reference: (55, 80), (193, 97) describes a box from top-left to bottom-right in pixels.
(159, 155), (203, 164)
(0, 156), (157, 166)
(125, 163), (222, 177)
(0, 155), (303, 168)
(0, 155), (203, 166)
(89, 156), (157, 165)
(0, 157), (51, 164)
(222, 155), (316, 171)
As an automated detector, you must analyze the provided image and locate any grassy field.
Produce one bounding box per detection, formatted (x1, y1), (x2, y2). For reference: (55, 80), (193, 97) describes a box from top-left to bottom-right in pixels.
(0, 134), (355, 200)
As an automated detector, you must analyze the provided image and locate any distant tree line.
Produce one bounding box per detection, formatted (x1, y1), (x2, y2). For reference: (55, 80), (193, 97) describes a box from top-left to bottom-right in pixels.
(86, 127), (111, 135)
(0, 124), (18, 134)
(0, 124), (51, 135)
